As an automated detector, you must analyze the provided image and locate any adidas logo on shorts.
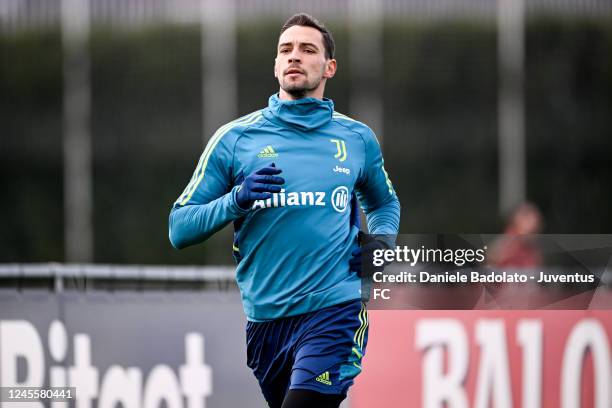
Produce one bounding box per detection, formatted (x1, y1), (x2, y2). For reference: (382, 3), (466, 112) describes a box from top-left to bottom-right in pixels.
(315, 371), (332, 385)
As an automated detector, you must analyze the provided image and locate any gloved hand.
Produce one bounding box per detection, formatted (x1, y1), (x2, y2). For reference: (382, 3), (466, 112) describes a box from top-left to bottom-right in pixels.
(349, 234), (390, 278)
(236, 163), (284, 210)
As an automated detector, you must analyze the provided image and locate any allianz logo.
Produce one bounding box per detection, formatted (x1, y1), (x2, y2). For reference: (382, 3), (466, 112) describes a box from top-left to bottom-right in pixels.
(333, 165), (350, 175)
(252, 186), (349, 213)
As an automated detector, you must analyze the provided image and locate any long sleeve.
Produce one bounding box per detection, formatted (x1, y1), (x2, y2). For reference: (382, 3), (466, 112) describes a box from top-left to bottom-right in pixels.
(355, 128), (401, 237)
(169, 186), (248, 249)
(168, 128), (248, 249)
(364, 197), (401, 235)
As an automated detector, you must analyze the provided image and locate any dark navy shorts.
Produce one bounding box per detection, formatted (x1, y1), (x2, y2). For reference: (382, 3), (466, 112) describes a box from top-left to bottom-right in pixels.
(246, 299), (368, 407)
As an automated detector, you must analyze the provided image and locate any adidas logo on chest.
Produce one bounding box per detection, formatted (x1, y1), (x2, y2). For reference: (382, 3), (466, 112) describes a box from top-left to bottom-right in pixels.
(257, 146), (278, 158)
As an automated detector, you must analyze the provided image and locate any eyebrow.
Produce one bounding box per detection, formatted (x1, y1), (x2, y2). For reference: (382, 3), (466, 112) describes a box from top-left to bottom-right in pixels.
(278, 42), (320, 50)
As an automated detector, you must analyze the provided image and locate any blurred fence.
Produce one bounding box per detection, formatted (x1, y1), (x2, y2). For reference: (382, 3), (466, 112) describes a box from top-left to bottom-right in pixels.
(2, 0), (612, 32)
(1, 263), (610, 294)
(0, 263), (236, 291)
(1, 0), (611, 265)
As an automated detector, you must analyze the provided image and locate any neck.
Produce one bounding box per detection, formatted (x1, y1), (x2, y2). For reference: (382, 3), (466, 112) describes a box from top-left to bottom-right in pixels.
(278, 84), (326, 101)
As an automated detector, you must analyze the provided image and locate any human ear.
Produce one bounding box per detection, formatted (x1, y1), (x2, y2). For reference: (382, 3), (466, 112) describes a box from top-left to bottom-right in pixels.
(323, 59), (337, 79)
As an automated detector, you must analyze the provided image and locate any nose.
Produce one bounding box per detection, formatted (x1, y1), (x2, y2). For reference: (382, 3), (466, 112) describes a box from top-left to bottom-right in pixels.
(288, 49), (301, 63)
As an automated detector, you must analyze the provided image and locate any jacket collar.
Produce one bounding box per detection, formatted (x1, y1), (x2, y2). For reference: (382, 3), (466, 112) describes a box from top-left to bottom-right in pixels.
(264, 93), (334, 131)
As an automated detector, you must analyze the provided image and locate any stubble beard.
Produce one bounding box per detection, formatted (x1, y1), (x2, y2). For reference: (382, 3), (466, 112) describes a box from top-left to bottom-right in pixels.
(284, 85), (310, 99)
(281, 77), (319, 99)
(280, 66), (324, 99)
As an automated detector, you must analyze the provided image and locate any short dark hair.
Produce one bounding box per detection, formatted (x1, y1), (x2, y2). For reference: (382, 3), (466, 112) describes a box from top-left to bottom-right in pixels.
(280, 13), (335, 60)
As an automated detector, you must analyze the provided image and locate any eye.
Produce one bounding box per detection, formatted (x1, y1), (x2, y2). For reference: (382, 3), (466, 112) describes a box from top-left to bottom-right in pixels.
(305, 49), (315, 54)
(279, 49), (290, 54)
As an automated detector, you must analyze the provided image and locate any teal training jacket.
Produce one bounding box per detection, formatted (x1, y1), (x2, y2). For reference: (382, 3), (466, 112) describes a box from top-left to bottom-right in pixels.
(169, 94), (400, 321)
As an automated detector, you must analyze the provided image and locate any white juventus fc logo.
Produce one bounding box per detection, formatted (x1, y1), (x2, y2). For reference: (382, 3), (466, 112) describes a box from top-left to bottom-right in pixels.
(331, 186), (349, 213)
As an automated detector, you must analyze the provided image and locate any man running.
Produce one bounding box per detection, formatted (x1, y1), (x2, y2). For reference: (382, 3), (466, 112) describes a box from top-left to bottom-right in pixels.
(169, 13), (400, 408)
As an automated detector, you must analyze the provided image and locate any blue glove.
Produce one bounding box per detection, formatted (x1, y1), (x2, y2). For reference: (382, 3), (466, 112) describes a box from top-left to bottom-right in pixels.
(349, 234), (390, 277)
(236, 163), (284, 210)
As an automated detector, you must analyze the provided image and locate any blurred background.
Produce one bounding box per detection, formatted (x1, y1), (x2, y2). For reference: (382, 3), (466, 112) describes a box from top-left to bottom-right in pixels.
(1, 1), (612, 407)
(1, 0), (611, 266)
